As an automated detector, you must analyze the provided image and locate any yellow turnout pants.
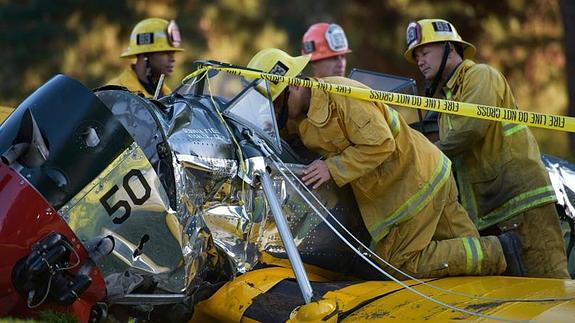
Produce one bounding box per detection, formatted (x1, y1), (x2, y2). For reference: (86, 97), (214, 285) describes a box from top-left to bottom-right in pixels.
(515, 203), (570, 278)
(374, 176), (506, 279)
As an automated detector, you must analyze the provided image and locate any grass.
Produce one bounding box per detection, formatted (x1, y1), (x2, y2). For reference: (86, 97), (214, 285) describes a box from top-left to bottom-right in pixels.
(1, 311), (77, 323)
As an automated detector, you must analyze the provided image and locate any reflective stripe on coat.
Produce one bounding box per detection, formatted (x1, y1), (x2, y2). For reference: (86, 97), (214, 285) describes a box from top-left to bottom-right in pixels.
(299, 76), (452, 241)
(437, 60), (556, 230)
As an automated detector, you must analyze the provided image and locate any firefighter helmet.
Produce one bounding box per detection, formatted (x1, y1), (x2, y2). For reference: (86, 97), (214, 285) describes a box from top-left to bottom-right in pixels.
(301, 23), (352, 62)
(120, 18), (184, 58)
(247, 48), (310, 100)
(404, 18), (475, 64)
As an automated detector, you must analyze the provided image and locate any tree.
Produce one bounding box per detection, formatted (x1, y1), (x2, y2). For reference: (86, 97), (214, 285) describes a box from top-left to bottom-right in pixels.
(561, 0), (575, 153)
(0, 0), (570, 159)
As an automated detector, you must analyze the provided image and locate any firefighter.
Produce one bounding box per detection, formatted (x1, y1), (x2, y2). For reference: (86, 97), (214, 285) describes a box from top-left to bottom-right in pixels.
(404, 18), (569, 278)
(107, 18), (184, 97)
(301, 23), (352, 78)
(246, 48), (528, 279)
(284, 23), (353, 157)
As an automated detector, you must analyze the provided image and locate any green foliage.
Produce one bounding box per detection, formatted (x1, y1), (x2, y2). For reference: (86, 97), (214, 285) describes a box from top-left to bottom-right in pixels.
(38, 311), (77, 323)
(1, 310), (77, 323)
(0, 0), (570, 158)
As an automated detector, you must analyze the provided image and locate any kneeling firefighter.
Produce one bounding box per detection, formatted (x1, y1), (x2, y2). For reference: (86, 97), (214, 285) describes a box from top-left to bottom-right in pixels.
(404, 18), (569, 278)
(246, 48), (527, 279)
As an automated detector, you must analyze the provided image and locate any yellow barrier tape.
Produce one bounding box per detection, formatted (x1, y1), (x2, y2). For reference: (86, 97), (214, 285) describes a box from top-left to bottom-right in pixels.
(0, 106), (14, 124)
(183, 66), (575, 133)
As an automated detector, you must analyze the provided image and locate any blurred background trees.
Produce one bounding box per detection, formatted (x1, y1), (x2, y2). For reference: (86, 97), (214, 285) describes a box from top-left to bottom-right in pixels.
(0, 0), (572, 159)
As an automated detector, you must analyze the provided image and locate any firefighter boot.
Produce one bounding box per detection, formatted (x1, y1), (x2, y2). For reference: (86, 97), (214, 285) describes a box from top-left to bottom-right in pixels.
(498, 231), (527, 276)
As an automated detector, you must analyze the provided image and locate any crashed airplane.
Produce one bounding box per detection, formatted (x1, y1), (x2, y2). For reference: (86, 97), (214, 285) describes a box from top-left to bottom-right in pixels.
(1, 61), (575, 322)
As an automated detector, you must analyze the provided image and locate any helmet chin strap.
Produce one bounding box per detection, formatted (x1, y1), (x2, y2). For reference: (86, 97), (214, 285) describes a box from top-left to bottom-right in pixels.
(144, 55), (156, 85)
(144, 54), (159, 87)
(277, 88), (290, 130)
(425, 42), (450, 98)
(141, 55), (164, 96)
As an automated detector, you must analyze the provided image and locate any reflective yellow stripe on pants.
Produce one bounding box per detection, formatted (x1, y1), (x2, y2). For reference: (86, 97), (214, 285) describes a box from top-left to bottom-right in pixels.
(480, 185), (557, 229)
(371, 155), (452, 241)
(455, 162), (556, 230)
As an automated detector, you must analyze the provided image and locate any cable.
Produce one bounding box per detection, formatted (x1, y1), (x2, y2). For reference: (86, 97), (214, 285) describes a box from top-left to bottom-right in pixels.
(27, 237), (82, 308)
(205, 72), (247, 203)
(268, 155), (574, 317)
(268, 156), (523, 321)
(187, 67), (573, 317)
(273, 156), (575, 302)
(28, 273), (54, 309)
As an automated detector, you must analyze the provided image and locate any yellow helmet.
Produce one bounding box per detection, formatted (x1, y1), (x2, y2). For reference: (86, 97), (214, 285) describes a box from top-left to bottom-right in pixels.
(247, 48), (310, 100)
(404, 19), (475, 64)
(120, 18), (184, 58)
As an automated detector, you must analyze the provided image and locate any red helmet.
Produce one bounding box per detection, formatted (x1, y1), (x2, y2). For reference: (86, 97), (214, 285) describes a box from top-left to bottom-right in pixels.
(301, 23), (352, 62)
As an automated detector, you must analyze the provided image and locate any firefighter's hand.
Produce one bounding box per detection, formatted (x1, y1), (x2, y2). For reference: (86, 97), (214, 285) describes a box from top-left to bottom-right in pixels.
(302, 159), (331, 189)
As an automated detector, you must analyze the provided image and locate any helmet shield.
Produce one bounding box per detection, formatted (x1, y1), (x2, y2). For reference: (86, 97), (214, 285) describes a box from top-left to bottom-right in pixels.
(325, 24), (349, 52)
(167, 20), (182, 48)
(406, 22), (422, 52)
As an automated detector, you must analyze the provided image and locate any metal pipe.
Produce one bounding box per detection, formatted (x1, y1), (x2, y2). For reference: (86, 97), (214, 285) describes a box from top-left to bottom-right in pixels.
(259, 170), (314, 304)
(153, 74), (166, 100)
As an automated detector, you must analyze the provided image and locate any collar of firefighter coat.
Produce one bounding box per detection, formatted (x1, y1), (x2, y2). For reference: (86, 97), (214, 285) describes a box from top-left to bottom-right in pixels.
(307, 78), (332, 127)
(305, 76), (369, 128)
(444, 59), (475, 92)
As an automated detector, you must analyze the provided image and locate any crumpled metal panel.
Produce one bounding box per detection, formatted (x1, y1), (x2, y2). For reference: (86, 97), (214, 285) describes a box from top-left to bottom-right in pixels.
(156, 88), (373, 280)
(59, 142), (185, 292)
(87, 71), (377, 294)
(153, 95), (243, 290)
(542, 154), (575, 219)
(172, 153), (259, 276)
(259, 162), (372, 275)
(196, 155), (372, 277)
(93, 88), (236, 294)
(162, 97), (235, 161)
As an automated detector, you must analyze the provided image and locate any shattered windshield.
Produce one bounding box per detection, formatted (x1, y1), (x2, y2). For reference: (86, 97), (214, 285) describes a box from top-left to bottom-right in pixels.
(178, 66), (282, 153)
(224, 79), (282, 153)
(177, 68), (245, 102)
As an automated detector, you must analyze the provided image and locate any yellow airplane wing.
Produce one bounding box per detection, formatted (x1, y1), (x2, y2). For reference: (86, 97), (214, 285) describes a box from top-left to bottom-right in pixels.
(191, 267), (575, 322)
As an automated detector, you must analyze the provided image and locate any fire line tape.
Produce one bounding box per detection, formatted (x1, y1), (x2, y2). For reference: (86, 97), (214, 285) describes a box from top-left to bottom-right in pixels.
(183, 66), (575, 133)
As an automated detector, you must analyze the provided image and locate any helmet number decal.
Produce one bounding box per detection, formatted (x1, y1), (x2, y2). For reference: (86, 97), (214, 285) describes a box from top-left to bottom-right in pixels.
(325, 24), (349, 52)
(99, 169), (152, 224)
(137, 32), (154, 45)
(268, 61), (289, 84)
(406, 22), (421, 48)
(432, 21), (453, 34)
(167, 20), (182, 48)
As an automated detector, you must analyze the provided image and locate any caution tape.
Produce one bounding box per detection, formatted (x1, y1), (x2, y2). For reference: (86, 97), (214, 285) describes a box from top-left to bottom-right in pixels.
(0, 106), (14, 124)
(183, 66), (575, 133)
